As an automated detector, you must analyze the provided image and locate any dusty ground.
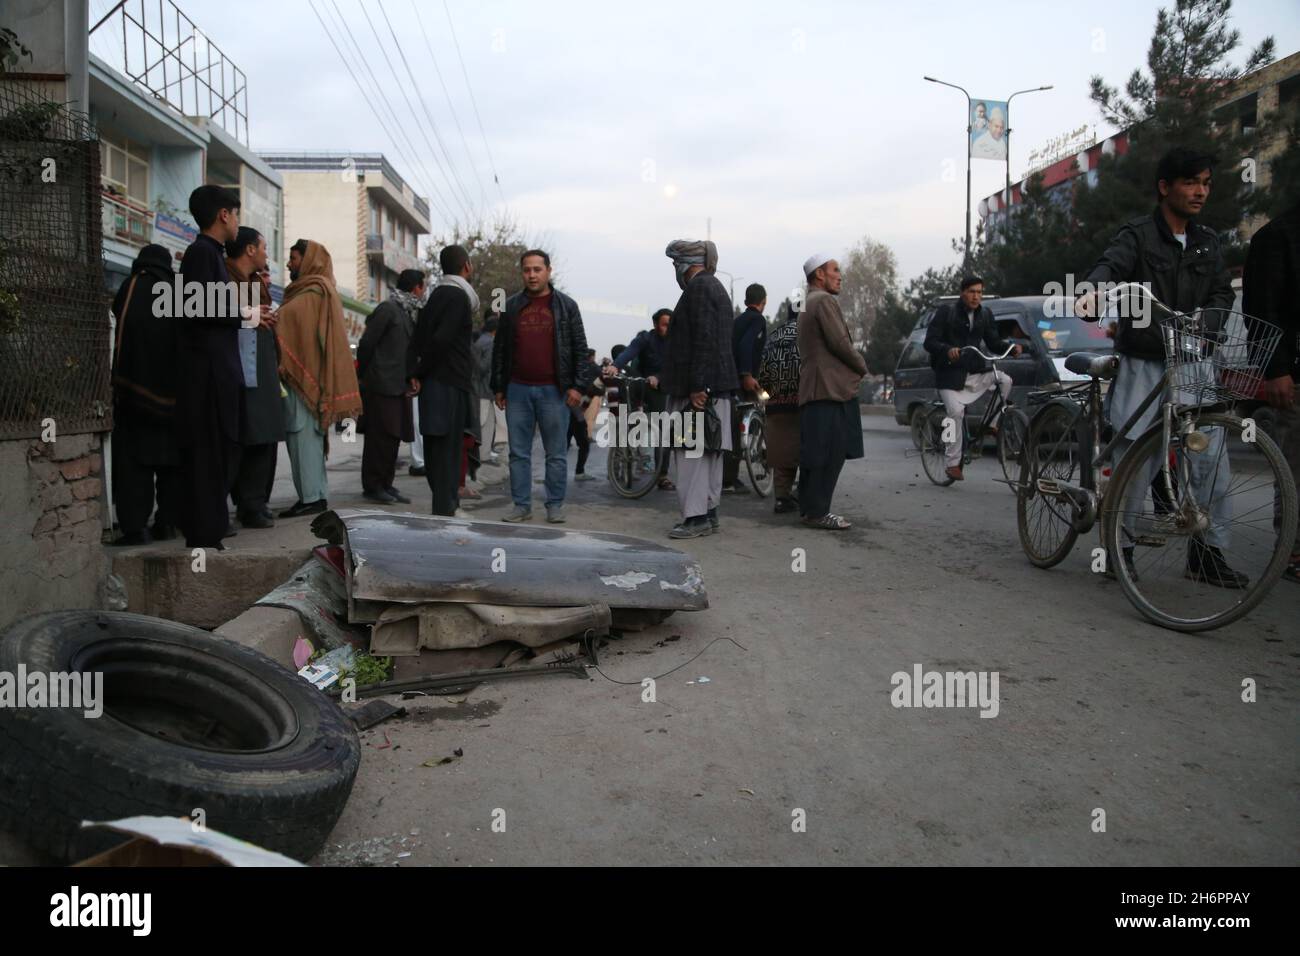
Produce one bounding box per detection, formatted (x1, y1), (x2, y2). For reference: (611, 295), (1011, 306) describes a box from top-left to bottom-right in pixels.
(2, 413), (1294, 866)
(315, 414), (1298, 866)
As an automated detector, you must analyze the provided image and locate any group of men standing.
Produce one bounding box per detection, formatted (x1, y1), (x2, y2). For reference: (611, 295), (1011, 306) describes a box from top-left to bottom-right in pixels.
(111, 184), (359, 550)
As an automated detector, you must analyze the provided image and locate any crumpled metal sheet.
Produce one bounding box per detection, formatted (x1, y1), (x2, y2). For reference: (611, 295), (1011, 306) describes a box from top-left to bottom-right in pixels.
(311, 509), (708, 621)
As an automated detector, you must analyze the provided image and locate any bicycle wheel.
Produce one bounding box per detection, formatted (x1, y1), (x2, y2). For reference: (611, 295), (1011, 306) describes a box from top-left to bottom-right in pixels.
(919, 406), (955, 487)
(605, 420), (659, 500)
(744, 416), (774, 497)
(997, 407), (1030, 486)
(909, 405), (927, 451)
(1016, 402), (1081, 568)
(1100, 412), (1297, 632)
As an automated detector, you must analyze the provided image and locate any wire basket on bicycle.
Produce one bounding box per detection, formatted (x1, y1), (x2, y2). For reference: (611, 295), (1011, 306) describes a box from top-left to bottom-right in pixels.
(1162, 307), (1282, 405)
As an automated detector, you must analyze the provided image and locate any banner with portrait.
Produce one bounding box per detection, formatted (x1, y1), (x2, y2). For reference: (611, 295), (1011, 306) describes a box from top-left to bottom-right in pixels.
(970, 99), (1008, 161)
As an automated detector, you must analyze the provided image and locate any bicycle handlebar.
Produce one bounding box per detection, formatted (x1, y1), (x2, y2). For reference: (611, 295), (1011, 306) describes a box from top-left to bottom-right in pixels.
(959, 344), (1018, 361)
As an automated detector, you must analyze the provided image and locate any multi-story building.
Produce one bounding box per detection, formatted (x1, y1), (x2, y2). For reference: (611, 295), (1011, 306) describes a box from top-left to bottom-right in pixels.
(258, 152), (431, 321)
(86, 4), (286, 297)
(979, 50), (1300, 239)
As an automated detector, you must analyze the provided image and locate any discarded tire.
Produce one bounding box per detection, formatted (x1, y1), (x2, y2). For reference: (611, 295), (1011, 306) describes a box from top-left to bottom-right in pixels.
(0, 610), (360, 862)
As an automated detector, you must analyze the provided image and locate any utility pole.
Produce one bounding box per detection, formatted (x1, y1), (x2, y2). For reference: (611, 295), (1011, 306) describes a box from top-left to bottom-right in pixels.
(923, 76), (972, 270)
(1004, 85), (1053, 239)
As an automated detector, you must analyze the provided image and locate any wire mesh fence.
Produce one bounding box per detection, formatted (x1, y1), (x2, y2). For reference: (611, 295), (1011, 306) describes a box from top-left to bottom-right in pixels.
(0, 78), (111, 440)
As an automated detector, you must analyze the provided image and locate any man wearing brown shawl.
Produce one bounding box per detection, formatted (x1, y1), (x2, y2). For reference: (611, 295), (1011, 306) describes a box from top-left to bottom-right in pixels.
(275, 239), (362, 517)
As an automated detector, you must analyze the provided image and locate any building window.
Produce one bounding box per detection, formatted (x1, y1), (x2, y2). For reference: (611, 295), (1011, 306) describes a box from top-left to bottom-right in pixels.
(369, 263), (380, 302)
(100, 131), (150, 206)
(389, 211), (397, 241)
(370, 199), (380, 235)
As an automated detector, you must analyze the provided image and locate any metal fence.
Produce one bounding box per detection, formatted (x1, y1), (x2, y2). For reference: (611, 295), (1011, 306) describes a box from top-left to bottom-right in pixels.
(0, 79), (111, 440)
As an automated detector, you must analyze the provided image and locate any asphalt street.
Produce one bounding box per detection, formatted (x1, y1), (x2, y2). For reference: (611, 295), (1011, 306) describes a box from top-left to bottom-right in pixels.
(311, 412), (1299, 866)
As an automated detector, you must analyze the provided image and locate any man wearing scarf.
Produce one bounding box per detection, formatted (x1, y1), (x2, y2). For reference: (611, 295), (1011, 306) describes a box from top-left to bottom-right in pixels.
(661, 239), (739, 538)
(275, 239), (362, 517)
(797, 253), (866, 530)
(358, 268), (424, 504)
(225, 226), (284, 529)
(110, 244), (180, 545)
(408, 244), (478, 516)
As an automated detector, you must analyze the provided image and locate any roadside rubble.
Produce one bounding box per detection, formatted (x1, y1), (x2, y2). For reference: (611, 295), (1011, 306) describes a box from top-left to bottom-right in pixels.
(267, 508), (712, 691)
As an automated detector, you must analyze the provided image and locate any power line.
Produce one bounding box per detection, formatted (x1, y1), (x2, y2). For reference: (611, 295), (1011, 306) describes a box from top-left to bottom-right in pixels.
(377, 0), (480, 222)
(355, 0), (475, 224)
(443, 0), (505, 202)
(409, 0), (487, 208)
(321, 0), (455, 227)
(306, 0), (453, 230)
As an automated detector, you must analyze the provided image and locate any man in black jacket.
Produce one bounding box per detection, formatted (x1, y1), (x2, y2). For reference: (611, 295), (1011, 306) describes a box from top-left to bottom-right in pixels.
(1077, 146), (1241, 586)
(489, 249), (588, 523)
(408, 246), (476, 517)
(923, 276), (1019, 480)
(224, 226), (284, 529)
(1243, 203), (1300, 583)
(359, 268), (424, 505)
(177, 184), (243, 549)
(607, 308), (674, 489)
(723, 283), (768, 493)
(662, 239), (739, 538)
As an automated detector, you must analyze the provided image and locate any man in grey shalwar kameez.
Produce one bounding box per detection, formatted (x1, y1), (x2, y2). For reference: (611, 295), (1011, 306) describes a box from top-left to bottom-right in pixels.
(661, 240), (738, 538)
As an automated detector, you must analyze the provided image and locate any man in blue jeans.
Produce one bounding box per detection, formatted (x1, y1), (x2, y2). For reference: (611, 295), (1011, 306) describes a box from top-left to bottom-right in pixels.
(490, 249), (589, 523)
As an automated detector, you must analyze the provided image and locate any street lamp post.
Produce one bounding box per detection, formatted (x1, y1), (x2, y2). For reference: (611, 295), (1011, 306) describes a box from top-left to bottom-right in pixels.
(1003, 85), (1053, 237)
(923, 76), (972, 270)
(716, 271), (743, 311)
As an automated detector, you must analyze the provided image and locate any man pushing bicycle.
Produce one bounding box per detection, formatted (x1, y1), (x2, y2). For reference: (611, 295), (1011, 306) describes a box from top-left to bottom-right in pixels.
(1075, 146), (1245, 588)
(923, 275), (1021, 481)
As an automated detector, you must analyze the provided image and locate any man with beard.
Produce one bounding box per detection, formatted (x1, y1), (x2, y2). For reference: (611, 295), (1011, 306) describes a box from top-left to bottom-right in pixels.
(276, 239), (362, 517)
(358, 268), (424, 505)
(225, 226), (284, 528)
(661, 239), (738, 538)
(797, 253), (866, 530)
(109, 244), (180, 545)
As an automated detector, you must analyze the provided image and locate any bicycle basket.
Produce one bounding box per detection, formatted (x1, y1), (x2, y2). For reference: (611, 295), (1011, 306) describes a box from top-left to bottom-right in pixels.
(1160, 308), (1282, 404)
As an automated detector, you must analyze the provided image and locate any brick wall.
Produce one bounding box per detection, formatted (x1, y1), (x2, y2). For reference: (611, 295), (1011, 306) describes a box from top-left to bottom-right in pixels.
(0, 433), (109, 631)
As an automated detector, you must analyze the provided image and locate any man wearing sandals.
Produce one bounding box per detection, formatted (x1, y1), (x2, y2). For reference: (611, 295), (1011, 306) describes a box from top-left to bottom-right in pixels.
(1077, 147), (1243, 588)
(1243, 202), (1300, 585)
(797, 254), (866, 530)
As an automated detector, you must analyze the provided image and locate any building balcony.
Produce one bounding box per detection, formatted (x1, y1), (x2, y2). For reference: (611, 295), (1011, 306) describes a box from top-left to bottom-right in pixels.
(101, 190), (153, 248)
(365, 233), (421, 276)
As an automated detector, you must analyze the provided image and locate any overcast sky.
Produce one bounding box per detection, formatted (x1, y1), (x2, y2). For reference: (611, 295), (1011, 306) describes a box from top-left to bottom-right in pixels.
(89, 0), (1300, 354)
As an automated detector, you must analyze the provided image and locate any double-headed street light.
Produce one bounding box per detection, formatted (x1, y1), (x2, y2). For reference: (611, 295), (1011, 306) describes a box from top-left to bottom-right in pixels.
(923, 77), (1053, 263)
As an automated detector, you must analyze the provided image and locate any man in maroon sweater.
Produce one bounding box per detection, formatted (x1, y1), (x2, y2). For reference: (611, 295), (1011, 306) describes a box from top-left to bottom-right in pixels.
(489, 250), (588, 523)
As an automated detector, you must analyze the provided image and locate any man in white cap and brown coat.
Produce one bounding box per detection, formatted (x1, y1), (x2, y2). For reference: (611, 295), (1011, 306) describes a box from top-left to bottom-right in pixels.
(660, 239), (739, 538)
(797, 253), (866, 529)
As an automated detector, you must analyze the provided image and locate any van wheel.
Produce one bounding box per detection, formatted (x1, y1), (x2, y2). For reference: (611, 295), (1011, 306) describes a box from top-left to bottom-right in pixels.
(0, 611), (360, 862)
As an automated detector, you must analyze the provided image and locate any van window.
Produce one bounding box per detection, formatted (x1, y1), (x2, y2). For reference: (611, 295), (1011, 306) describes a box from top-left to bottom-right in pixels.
(898, 339), (929, 369)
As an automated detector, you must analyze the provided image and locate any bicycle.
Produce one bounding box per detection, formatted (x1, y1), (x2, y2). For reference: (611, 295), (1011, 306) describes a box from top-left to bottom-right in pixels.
(918, 344), (1030, 488)
(1015, 283), (1296, 632)
(599, 372), (663, 499)
(735, 392), (774, 497)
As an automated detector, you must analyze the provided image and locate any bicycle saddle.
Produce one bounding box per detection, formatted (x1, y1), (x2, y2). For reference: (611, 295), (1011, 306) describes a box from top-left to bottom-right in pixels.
(1064, 352), (1120, 379)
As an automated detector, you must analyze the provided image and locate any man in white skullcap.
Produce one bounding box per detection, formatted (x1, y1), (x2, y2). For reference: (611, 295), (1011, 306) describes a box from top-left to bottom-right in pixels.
(797, 253), (866, 529)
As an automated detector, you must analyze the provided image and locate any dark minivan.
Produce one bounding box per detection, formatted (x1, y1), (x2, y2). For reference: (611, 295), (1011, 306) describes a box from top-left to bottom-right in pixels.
(893, 294), (1114, 446)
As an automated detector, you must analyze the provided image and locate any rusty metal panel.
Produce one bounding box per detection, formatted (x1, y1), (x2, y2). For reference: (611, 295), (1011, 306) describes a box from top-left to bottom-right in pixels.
(312, 510), (708, 621)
